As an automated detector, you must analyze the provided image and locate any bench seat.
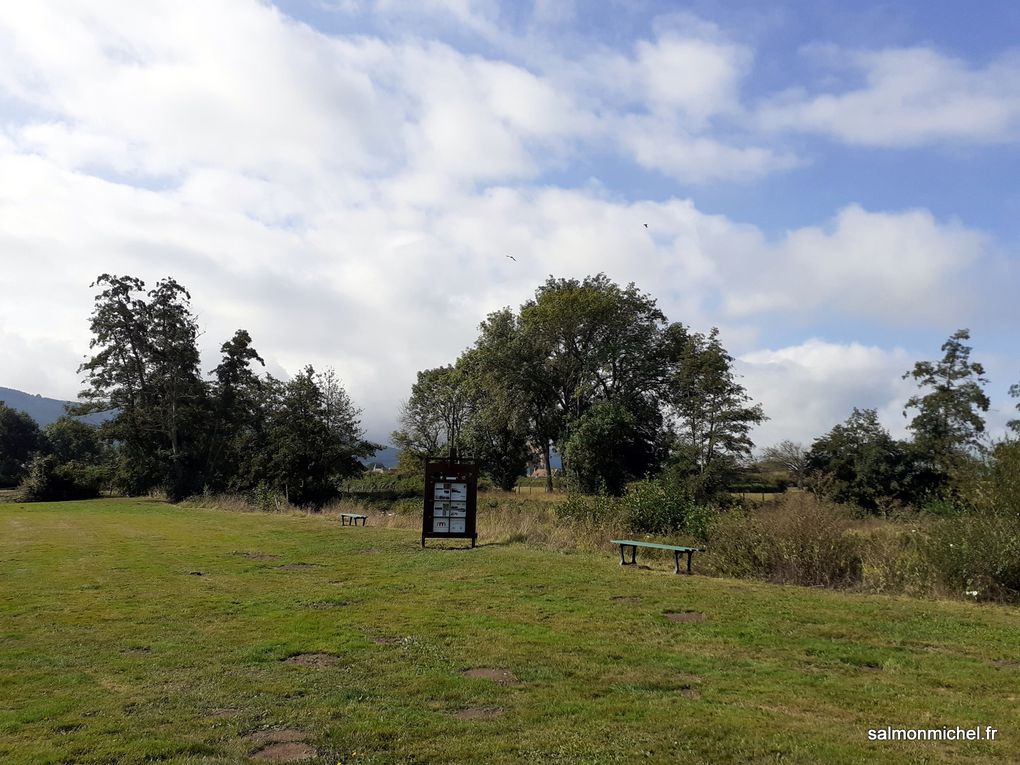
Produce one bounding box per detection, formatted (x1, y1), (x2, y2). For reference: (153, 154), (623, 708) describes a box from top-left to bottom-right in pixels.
(610, 539), (704, 575)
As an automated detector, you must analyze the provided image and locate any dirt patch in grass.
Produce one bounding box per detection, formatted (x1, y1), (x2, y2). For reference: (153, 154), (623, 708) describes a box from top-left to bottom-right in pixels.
(232, 550), (280, 561)
(284, 653), (341, 667)
(450, 706), (506, 720)
(664, 611), (706, 623)
(187, 571), (205, 576)
(276, 563), (319, 571)
(251, 742), (317, 762)
(209, 708), (240, 719)
(246, 728), (309, 744)
(462, 668), (520, 684)
(244, 727), (318, 761)
(371, 635), (403, 645)
(679, 686), (701, 699)
(612, 596), (642, 604)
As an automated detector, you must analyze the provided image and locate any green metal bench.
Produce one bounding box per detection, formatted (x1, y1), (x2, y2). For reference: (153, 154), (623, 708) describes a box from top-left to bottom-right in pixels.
(610, 539), (704, 575)
(340, 512), (367, 527)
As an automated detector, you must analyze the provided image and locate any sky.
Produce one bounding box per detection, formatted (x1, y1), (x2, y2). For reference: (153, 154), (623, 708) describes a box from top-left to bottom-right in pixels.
(1, 0), (1018, 449)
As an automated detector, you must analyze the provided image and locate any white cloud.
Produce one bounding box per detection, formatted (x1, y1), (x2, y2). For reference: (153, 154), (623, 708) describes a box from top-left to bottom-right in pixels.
(737, 340), (916, 448)
(722, 205), (986, 324)
(0, 1), (1014, 447)
(758, 46), (1020, 146)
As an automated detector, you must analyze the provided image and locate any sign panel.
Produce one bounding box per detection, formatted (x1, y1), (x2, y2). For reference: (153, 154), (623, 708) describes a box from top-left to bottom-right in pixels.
(422, 458), (478, 547)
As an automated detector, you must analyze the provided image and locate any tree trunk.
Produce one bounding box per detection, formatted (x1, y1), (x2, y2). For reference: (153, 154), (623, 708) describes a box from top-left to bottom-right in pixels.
(543, 440), (553, 493)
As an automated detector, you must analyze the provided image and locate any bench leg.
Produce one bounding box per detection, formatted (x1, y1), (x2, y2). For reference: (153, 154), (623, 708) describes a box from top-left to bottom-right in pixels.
(686, 550), (693, 575)
(674, 550), (680, 575)
(619, 544), (627, 565)
(341, 516), (347, 526)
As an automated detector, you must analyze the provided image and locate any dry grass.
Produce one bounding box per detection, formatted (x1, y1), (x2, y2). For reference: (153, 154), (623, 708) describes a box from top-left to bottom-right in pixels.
(185, 489), (1019, 603)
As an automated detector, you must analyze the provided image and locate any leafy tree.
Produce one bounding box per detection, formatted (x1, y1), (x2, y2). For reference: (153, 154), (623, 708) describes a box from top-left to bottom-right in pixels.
(462, 310), (545, 490)
(76, 275), (209, 499)
(0, 402), (43, 486)
(266, 366), (376, 507)
(564, 400), (661, 495)
(391, 365), (473, 468)
(518, 274), (670, 488)
(902, 329), (990, 475)
(664, 327), (766, 500)
(207, 329), (268, 491)
(806, 408), (930, 511)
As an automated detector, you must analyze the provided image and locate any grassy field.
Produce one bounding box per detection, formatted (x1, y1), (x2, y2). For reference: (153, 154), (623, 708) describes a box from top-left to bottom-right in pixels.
(1, 499), (1017, 764)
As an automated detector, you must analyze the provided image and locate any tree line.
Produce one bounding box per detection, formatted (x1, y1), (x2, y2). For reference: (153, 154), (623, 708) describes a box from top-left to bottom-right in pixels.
(1, 273), (1017, 515)
(0, 275), (375, 505)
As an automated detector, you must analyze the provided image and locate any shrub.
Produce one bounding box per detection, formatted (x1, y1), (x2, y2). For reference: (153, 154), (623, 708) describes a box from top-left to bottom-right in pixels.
(622, 478), (706, 537)
(924, 511), (1020, 600)
(706, 493), (863, 587)
(556, 477), (711, 539)
(19, 455), (103, 501)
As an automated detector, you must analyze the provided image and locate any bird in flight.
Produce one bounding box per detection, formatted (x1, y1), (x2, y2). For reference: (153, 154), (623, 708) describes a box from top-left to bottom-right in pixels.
(506, 254), (516, 261)
(643, 223), (648, 228)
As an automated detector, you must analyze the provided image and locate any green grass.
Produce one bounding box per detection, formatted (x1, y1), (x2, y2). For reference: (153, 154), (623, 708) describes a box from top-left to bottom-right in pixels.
(2, 499), (1017, 764)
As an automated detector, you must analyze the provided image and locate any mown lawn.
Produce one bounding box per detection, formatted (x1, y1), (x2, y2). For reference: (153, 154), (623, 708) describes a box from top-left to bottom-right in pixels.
(1, 499), (1017, 764)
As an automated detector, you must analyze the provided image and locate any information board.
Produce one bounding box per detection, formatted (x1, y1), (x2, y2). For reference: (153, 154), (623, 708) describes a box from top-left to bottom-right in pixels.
(422, 458), (478, 547)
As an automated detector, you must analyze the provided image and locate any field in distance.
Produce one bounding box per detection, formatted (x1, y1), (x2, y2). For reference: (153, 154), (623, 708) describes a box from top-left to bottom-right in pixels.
(1, 498), (1016, 764)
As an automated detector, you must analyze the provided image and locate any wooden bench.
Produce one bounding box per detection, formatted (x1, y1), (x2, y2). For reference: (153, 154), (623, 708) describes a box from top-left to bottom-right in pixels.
(610, 539), (704, 575)
(340, 513), (367, 527)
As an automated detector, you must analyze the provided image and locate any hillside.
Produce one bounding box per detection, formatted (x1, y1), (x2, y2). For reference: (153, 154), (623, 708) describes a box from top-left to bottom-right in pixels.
(0, 386), (110, 426)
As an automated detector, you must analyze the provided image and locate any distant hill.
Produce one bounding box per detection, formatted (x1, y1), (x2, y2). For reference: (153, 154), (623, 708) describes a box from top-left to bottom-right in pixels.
(0, 386), (109, 427)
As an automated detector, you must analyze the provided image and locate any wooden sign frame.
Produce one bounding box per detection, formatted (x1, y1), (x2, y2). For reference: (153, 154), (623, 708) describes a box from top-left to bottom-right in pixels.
(422, 457), (478, 548)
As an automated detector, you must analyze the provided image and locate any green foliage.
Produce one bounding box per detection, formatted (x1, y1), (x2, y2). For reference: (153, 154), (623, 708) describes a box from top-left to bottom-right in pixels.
(19, 454), (104, 501)
(621, 478), (709, 538)
(391, 365), (472, 463)
(664, 327), (766, 501)
(520, 275), (673, 489)
(341, 471), (424, 500)
(0, 402), (43, 486)
(265, 366), (377, 508)
(557, 476), (708, 537)
(563, 401), (660, 495)
(925, 511), (1020, 599)
(902, 328), (990, 475)
(75, 274), (210, 500)
(806, 408), (933, 511)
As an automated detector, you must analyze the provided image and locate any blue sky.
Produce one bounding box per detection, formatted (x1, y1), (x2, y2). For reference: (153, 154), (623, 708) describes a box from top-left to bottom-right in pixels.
(0, 0), (1017, 448)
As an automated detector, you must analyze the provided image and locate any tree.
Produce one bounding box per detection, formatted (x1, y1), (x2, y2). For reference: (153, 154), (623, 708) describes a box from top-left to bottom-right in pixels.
(76, 274), (209, 499)
(463, 310), (545, 490)
(0, 403), (43, 487)
(1008, 374), (1020, 436)
(903, 329), (990, 475)
(806, 408), (930, 511)
(760, 440), (808, 487)
(266, 366), (376, 507)
(207, 330), (267, 491)
(518, 274), (670, 490)
(564, 400), (661, 495)
(391, 365), (473, 469)
(663, 327), (766, 499)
